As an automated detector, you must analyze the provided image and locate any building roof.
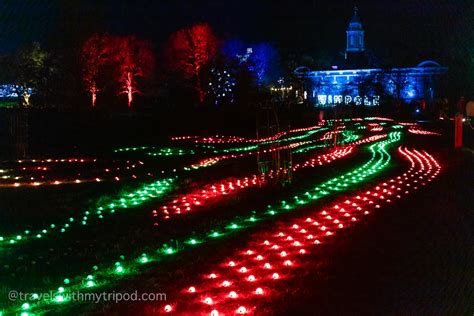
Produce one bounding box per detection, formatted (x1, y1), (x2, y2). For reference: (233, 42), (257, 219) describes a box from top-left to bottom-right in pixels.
(348, 6), (363, 31)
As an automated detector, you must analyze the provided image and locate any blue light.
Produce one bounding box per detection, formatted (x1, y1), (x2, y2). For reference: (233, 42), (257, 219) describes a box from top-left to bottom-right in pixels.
(295, 64), (447, 107)
(222, 39), (247, 62)
(0, 85), (33, 98)
(249, 43), (278, 84)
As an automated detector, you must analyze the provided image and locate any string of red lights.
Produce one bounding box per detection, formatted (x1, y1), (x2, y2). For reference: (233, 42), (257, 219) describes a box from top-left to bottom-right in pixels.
(408, 126), (441, 136)
(154, 145), (357, 224)
(155, 146), (441, 315)
(186, 141), (313, 170)
(171, 124), (324, 144)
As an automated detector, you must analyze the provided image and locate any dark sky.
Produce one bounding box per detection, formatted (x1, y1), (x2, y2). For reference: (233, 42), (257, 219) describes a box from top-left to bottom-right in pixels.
(0, 0), (473, 67)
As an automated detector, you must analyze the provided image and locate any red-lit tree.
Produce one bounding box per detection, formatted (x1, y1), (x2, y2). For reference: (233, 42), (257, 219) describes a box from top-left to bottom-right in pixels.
(166, 23), (218, 103)
(114, 36), (154, 107)
(81, 34), (110, 107)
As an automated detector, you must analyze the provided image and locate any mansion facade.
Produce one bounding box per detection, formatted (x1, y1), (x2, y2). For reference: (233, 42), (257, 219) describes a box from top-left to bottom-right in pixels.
(294, 7), (448, 107)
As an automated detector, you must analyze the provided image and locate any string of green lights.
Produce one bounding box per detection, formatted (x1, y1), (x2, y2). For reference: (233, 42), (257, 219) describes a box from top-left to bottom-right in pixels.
(0, 178), (176, 249)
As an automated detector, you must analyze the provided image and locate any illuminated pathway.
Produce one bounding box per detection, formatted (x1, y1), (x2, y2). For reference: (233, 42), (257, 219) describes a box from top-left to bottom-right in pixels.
(154, 145), (356, 223)
(185, 129), (369, 171)
(153, 134), (388, 224)
(154, 147), (441, 315)
(115, 125), (328, 157)
(0, 133), (383, 249)
(5, 134), (400, 315)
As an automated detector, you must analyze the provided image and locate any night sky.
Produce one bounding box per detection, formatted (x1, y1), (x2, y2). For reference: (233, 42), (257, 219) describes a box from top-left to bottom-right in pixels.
(0, 0), (473, 67)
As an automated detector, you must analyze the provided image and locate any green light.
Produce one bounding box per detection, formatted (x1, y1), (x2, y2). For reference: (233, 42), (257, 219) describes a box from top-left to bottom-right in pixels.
(58, 287), (64, 293)
(140, 254), (148, 263)
(116, 266), (124, 273)
(210, 231), (222, 238)
(86, 280), (94, 287)
(186, 238), (199, 245)
(55, 295), (64, 303)
(21, 303), (30, 310)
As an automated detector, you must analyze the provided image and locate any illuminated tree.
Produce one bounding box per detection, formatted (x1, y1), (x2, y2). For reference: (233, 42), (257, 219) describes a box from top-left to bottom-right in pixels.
(12, 43), (48, 107)
(385, 71), (411, 101)
(222, 40), (279, 85)
(114, 35), (154, 107)
(207, 67), (236, 106)
(166, 23), (218, 103)
(81, 34), (110, 107)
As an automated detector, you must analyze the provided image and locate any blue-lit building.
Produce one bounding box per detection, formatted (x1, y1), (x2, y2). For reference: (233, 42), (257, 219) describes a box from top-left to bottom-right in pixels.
(0, 84), (24, 98)
(295, 7), (448, 107)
